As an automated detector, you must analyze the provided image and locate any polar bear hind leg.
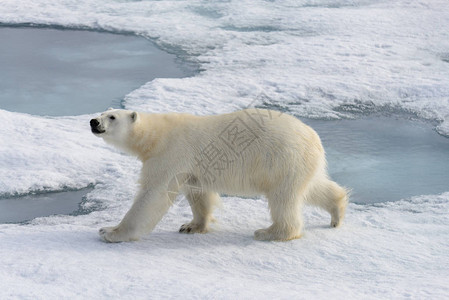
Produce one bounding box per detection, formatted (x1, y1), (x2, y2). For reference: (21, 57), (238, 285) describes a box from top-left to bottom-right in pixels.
(254, 184), (305, 241)
(179, 189), (220, 234)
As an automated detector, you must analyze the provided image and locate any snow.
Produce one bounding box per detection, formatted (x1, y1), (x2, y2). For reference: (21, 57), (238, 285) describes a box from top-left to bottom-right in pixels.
(1, 194), (449, 299)
(1, 0), (449, 298)
(0, 110), (138, 198)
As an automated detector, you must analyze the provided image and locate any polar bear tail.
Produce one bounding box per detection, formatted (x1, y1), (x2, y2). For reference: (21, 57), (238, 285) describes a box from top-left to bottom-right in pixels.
(305, 175), (349, 228)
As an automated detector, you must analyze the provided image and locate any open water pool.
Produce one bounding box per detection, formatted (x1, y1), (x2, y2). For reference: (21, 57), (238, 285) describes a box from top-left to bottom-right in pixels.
(0, 26), (189, 116)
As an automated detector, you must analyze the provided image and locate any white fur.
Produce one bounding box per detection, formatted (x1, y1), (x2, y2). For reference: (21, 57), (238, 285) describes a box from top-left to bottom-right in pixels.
(91, 108), (348, 242)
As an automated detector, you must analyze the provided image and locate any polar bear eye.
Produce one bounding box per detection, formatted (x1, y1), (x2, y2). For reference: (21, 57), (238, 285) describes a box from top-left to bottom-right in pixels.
(109, 116), (116, 120)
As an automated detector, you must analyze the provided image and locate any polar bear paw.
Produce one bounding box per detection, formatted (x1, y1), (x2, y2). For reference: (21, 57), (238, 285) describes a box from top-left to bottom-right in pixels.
(99, 226), (138, 243)
(254, 226), (302, 241)
(179, 222), (208, 234)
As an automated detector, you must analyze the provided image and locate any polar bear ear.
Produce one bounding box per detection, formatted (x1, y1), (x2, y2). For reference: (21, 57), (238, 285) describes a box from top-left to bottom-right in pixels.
(130, 111), (139, 123)
(107, 107), (114, 111)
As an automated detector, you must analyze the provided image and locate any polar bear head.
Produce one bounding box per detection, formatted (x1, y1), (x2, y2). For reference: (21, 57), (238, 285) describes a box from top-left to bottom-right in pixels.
(90, 109), (139, 151)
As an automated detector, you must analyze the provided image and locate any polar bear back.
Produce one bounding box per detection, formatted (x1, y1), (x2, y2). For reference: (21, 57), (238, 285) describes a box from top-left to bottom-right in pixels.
(143, 109), (326, 197)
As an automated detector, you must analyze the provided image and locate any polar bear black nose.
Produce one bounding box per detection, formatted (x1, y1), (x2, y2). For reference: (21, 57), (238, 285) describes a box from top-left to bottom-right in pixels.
(90, 119), (99, 128)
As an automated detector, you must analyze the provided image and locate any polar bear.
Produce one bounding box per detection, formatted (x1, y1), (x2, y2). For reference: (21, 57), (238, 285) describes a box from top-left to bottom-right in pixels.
(90, 108), (348, 242)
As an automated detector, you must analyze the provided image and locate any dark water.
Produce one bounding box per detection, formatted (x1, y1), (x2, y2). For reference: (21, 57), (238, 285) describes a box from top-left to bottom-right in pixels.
(0, 27), (190, 116)
(0, 188), (93, 223)
(304, 116), (449, 204)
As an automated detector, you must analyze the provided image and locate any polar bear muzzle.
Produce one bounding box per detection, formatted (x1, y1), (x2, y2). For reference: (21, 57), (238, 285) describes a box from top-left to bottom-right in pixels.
(90, 118), (105, 134)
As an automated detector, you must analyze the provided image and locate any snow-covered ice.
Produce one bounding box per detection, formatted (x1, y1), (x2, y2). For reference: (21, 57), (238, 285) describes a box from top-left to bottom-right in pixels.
(1, 0), (449, 298)
(1, 195), (448, 299)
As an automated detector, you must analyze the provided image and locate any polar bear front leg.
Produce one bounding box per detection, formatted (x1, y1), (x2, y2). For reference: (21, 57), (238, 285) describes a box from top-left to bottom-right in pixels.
(99, 189), (171, 243)
(99, 226), (138, 243)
